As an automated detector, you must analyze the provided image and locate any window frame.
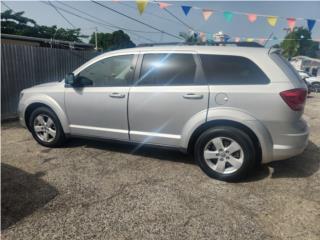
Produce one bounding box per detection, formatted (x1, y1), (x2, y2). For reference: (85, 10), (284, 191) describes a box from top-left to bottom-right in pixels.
(133, 51), (206, 86)
(199, 54), (271, 85)
(71, 53), (138, 88)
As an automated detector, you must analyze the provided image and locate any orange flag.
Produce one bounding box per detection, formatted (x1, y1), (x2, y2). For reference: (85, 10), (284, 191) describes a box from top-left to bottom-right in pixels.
(247, 13), (257, 23)
(158, 2), (171, 9)
(202, 9), (213, 21)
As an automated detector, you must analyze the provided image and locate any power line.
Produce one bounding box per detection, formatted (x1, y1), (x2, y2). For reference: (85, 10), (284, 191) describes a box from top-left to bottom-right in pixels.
(47, 1), (76, 29)
(162, 7), (194, 30)
(57, 1), (159, 34)
(2, 1), (13, 11)
(41, 2), (155, 43)
(90, 1), (183, 41)
(116, 1), (182, 26)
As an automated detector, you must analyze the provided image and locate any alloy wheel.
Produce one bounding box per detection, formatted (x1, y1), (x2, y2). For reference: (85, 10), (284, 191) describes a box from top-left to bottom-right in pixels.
(203, 137), (244, 174)
(33, 114), (56, 143)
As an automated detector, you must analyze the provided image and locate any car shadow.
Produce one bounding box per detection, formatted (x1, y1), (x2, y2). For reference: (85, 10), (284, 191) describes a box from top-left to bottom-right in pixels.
(65, 137), (195, 165)
(1, 163), (58, 230)
(243, 141), (319, 182)
(66, 138), (319, 182)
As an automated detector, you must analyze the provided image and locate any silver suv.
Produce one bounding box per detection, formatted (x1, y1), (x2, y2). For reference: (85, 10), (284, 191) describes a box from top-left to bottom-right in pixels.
(18, 46), (309, 181)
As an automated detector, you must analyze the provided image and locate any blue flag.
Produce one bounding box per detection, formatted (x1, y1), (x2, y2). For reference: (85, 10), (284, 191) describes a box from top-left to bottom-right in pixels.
(181, 6), (191, 16)
(307, 19), (316, 32)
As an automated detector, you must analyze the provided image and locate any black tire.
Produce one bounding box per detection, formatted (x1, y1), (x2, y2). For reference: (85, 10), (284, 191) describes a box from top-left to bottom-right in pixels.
(29, 106), (66, 147)
(194, 126), (256, 182)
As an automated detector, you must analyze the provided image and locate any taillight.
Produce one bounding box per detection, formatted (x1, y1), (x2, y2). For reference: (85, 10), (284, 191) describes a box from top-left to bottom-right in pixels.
(280, 88), (307, 111)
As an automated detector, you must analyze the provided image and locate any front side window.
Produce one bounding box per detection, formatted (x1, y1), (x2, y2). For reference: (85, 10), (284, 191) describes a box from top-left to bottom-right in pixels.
(137, 53), (197, 86)
(200, 55), (270, 85)
(77, 54), (135, 87)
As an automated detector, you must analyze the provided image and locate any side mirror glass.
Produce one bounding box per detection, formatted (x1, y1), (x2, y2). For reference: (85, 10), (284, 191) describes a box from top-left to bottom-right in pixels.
(65, 73), (75, 85)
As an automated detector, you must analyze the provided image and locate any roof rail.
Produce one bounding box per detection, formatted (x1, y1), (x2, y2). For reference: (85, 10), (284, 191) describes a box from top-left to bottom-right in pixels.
(137, 41), (264, 48)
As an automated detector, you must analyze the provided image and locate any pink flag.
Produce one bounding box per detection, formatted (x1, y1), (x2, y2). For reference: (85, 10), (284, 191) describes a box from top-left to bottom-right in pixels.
(202, 9), (213, 21)
(258, 38), (266, 45)
(247, 13), (257, 23)
(287, 18), (296, 31)
(235, 37), (240, 42)
(158, 2), (171, 9)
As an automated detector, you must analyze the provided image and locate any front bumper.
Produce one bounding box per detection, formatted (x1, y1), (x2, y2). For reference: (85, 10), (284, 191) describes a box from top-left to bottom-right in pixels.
(18, 102), (26, 128)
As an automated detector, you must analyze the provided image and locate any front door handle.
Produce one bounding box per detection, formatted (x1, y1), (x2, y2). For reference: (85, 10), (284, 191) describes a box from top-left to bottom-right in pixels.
(109, 92), (125, 98)
(183, 93), (204, 99)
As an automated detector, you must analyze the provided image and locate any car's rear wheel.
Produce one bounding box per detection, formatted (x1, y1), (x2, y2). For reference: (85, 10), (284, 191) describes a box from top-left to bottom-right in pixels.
(29, 107), (65, 147)
(194, 126), (256, 181)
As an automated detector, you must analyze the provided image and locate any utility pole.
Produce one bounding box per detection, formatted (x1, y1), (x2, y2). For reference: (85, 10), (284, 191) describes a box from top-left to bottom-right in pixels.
(95, 27), (98, 51)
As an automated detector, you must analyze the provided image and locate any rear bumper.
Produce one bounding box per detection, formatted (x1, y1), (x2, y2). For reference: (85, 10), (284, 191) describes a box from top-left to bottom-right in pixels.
(270, 119), (309, 162)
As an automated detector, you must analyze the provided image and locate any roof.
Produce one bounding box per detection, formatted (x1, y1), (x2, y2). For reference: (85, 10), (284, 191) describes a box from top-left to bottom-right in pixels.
(100, 45), (269, 57)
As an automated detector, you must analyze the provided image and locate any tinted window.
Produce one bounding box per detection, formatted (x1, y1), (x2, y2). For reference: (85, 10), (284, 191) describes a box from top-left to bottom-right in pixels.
(137, 53), (197, 86)
(200, 55), (270, 84)
(77, 54), (135, 87)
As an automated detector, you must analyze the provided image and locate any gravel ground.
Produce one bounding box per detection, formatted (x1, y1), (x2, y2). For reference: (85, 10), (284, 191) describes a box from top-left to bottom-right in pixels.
(1, 93), (320, 240)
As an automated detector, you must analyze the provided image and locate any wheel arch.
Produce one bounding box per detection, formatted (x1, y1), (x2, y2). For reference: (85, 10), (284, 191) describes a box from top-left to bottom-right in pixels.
(187, 119), (262, 161)
(23, 96), (70, 134)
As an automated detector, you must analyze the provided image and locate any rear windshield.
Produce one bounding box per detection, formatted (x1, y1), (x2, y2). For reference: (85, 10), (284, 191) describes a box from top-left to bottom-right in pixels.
(200, 55), (270, 85)
(270, 52), (302, 83)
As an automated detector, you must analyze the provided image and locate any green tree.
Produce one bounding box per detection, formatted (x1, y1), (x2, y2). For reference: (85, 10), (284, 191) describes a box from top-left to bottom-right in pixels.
(89, 30), (135, 51)
(1, 10), (87, 42)
(280, 27), (319, 59)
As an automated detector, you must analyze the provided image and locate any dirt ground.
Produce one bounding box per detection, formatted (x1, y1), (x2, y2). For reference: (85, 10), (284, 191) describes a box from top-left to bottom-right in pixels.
(1, 93), (320, 240)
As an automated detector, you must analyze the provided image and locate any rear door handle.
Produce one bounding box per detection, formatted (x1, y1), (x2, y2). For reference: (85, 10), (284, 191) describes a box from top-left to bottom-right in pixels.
(109, 92), (125, 98)
(183, 93), (204, 99)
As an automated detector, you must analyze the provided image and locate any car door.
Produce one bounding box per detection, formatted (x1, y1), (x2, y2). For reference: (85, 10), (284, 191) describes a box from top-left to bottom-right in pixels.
(128, 51), (209, 147)
(65, 53), (137, 140)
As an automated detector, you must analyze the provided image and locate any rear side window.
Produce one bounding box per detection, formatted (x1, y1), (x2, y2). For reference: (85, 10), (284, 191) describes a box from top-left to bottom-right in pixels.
(200, 55), (270, 85)
(137, 53), (197, 86)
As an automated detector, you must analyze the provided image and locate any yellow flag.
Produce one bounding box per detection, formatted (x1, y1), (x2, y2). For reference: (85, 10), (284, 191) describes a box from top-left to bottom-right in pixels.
(246, 38), (254, 42)
(136, 0), (148, 15)
(267, 16), (278, 27)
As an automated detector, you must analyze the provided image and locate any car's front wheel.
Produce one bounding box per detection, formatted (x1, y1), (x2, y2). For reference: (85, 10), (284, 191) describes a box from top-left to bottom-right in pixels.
(29, 106), (65, 147)
(194, 126), (256, 181)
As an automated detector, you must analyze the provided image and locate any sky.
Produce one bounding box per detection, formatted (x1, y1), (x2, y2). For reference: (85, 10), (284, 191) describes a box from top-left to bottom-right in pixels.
(1, 1), (320, 47)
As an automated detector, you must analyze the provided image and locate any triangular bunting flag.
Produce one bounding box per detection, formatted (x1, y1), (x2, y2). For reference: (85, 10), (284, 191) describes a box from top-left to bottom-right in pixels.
(223, 11), (233, 22)
(235, 37), (241, 42)
(181, 6), (192, 16)
(136, 0), (148, 15)
(267, 16), (278, 27)
(247, 14), (257, 23)
(202, 9), (213, 21)
(158, 2), (171, 9)
(246, 38), (254, 42)
(287, 18), (296, 31)
(307, 19), (316, 32)
(258, 38), (266, 45)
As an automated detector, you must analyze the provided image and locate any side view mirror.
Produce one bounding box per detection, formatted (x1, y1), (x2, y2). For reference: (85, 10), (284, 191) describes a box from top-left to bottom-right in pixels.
(65, 73), (75, 86)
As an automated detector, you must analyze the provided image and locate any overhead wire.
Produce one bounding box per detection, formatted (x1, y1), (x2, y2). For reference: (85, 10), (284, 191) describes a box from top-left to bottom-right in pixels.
(90, 1), (183, 41)
(47, 1), (76, 29)
(41, 1), (156, 43)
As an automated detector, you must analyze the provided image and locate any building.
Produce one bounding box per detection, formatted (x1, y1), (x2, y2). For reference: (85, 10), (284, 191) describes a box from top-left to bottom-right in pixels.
(290, 55), (320, 76)
(1, 34), (95, 51)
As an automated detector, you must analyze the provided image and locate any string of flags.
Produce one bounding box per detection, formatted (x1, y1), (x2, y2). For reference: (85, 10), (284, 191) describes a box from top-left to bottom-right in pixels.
(131, 0), (319, 32)
(186, 30), (320, 45)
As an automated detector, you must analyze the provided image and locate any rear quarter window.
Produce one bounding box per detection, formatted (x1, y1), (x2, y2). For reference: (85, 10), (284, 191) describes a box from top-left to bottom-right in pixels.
(200, 55), (270, 85)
